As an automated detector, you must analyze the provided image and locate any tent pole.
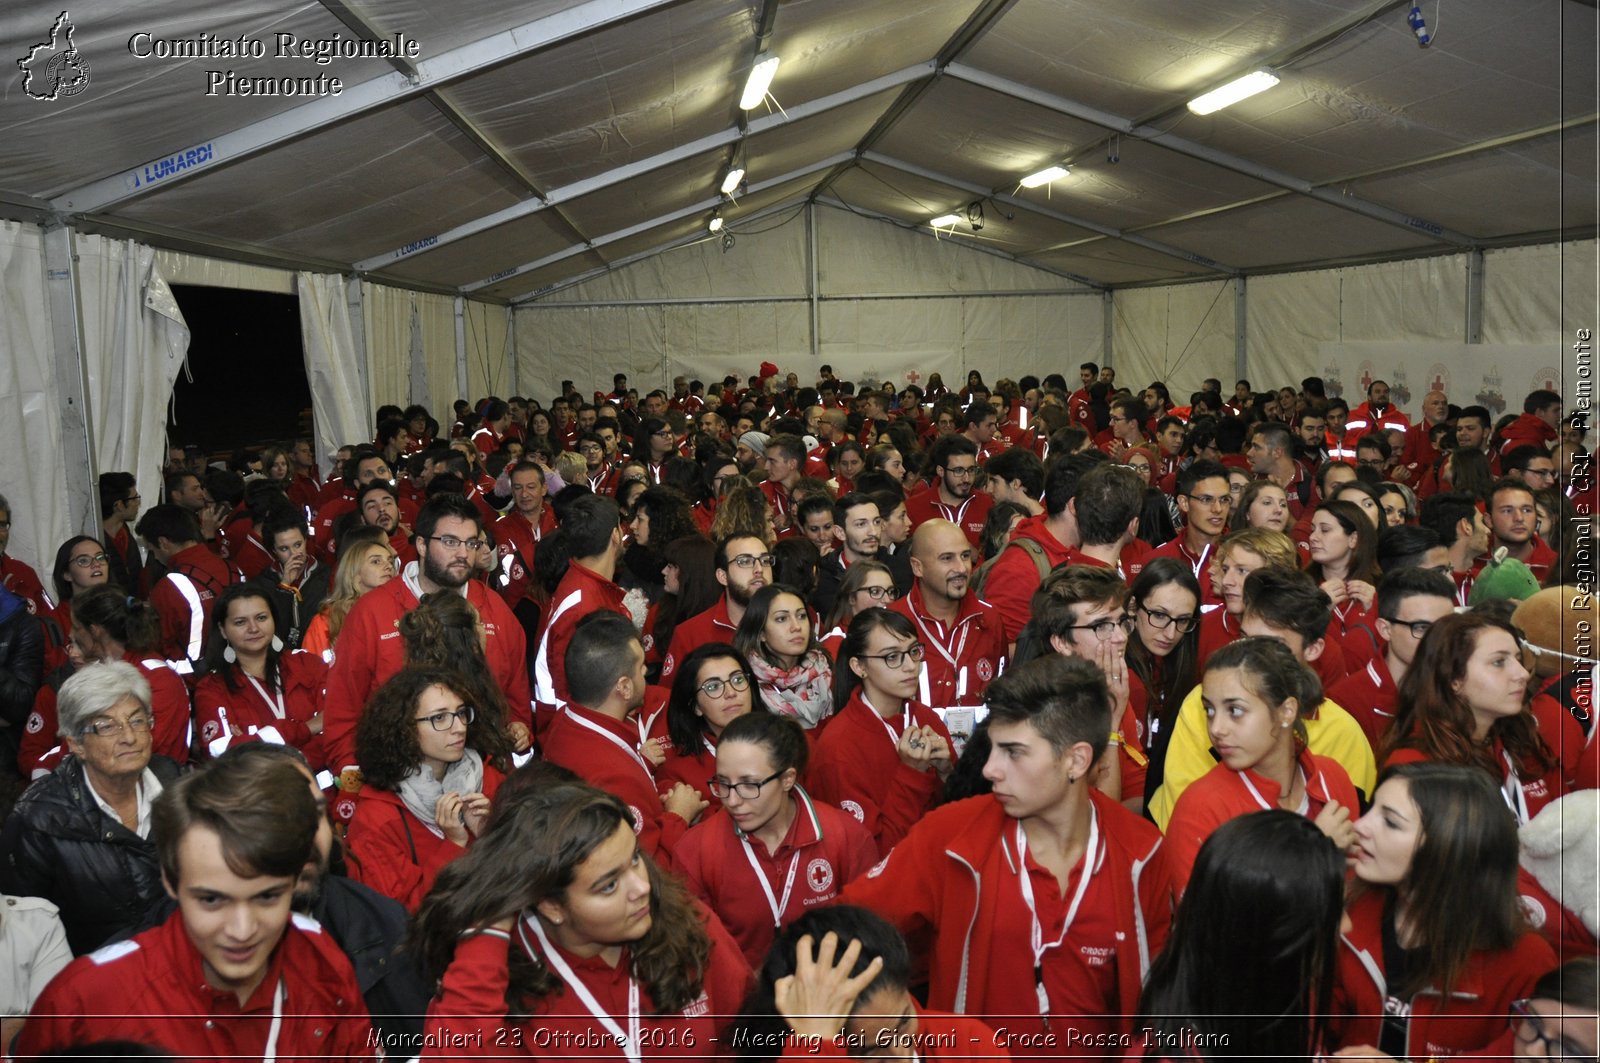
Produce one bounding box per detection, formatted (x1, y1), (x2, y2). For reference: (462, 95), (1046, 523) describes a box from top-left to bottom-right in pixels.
(1102, 290), (1114, 365)
(808, 202), (820, 360)
(1235, 276), (1248, 385)
(1465, 250), (1484, 344)
(43, 221), (98, 536)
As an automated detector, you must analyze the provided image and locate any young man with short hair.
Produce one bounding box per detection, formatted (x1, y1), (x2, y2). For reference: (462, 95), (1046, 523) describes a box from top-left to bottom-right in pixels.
(1062, 463), (1150, 579)
(1418, 490), (1492, 604)
(531, 493), (628, 731)
(1498, 388), (1562, 458)
(1247, 422), (1316, 516)
(1328, 568), (1457, 748)
(18, 751), (375, 1059)
(136, 504), (242, 674)
(1149, 459), (1231, 604)
(810, 496), (880, 620)
(1148, 567), (1377, 829)
(1487, 477), (1558, 581)
(759, 433), (806, 531)
(1341, 379), (1411, 454)
(841, 655), (1174, 1048)
(1502, 444), (1560, 491)
(1101, 398), (1150, 458)
(904, 435), (992, 549)
(662, 533), (773, 681)
(984, 446), (1045, 516)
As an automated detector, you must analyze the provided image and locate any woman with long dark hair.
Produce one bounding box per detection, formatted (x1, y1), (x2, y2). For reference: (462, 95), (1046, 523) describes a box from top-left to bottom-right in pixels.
(635, 417), (677, 484)
(1126, 558), (1200, 799)
(1137, 811), (1345, 1060)
(1305, 498), (1382, 658)
(648, 536), (721, 677)
(658, 643), (768, 808)
(819, 560), (896, 660)
(1330, 763), (1557, 1056)
(399, 590), (526, 755)
(674, 714), (877, 967)
(346, 665), (511, 910)
(1383, 612), (1563, 823)
(410, 780), (751, 1052)
(734, 584), (833, 729)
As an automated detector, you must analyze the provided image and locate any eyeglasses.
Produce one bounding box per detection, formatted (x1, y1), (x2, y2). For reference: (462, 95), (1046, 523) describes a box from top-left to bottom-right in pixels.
(708, 769), (785, 801)
(653, 429), (674, 438)
(1184, 494), (1230, 509)
(1510, 999), (1597, 1062)
(123, 494), (141, 504)
(424, 534), (486, 552)
(80, 713), (154, 739)
(1382, 616), (1436, 639)
(856, 644), (926, 669)
(1139, 605), (1198, 634)
(416, 706), (475, 731)
(944, 466), (978, 479)
(1522, 467), (1558, 481)
(1066, 614), (1137, 640)
(70, 552), (110, 568)
(728, 553), (776, 570)
(696, 672), (751, 698)
(856, 585), (897, 602)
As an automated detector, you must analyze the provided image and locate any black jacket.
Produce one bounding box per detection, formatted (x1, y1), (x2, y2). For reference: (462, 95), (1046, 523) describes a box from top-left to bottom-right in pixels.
(249, 562), (332, 651)
(0, 754), (181, 954)
(0, 586), (43, 733)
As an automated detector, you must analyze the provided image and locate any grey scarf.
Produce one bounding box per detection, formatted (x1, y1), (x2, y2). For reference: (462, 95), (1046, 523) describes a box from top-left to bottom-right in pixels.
(395, 748), (485, 838)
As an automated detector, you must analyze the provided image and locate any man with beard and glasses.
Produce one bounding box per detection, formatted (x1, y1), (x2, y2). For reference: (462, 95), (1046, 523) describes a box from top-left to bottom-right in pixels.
(891, 519), (1006, 712)
(810, 493), (883, 620)
(660, 533), (772, 682)
(322, 494), (531, 773)
(904, 436), (992, 550)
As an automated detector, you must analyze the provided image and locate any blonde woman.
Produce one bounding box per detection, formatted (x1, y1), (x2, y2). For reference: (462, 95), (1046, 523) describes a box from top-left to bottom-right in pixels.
(300, 530), (397, 661)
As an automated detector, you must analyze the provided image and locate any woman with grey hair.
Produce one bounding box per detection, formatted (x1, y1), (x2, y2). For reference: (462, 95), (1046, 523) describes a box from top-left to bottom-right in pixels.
(0, 660), (182, 954)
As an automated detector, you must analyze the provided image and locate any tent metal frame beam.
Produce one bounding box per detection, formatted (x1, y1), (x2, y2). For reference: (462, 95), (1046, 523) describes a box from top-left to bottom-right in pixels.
(52, 0), (688, 215)
(943, 64), (1479, 248)
(354, 62), (934, 273)
(859, 152), (1237, 275)
(480, 153), (852, 295)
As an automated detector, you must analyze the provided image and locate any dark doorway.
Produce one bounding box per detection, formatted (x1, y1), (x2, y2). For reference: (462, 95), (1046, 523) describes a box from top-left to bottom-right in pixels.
(166, 286), (313, 463)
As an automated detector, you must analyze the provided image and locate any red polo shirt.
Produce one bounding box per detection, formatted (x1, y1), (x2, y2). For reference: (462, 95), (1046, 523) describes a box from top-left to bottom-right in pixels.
(903, 486), (993, 550)
(660, 596), (738, 682)
(1327, 655), (1398, 751)
(889, 584), (1006, 707)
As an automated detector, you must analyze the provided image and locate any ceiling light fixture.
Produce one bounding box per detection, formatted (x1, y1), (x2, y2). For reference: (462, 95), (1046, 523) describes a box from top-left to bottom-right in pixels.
(708, 213), (724, 233)
(1187, 69), (1280, 115)
(719, 167), (746, 195)
(930, 213), (961, 228)
(740, 53), (781, 109)
(1019, 165), (1070, 188)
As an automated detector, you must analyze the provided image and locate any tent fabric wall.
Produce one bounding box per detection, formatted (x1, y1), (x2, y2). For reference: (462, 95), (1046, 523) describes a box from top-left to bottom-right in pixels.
(152, 251), (296, 295)
(415, 292), (461, 412)
(0, 222), (68, 581)
(75, 233), (190, 515)
(463, 302), (512, 402)
(1111, 282), (1237, 395)
(297, 273), (371, 474)
(1482, 239), (1600, 348)
(517, 306), (668, 400)
(362, 282), (416, 412)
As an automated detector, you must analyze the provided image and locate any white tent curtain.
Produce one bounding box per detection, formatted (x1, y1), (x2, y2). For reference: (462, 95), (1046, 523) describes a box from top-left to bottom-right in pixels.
(463, 301), (512, 402)
(362, 282), (414, 414)
(75, 233), (190, 509)
(297, 272), (371, 474)
(0, 221), (68, 578)
(414, 292), (460, 412)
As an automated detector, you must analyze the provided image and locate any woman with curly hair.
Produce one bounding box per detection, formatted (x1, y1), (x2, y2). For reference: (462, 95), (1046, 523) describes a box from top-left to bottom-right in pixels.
(1382, 612), (1564, 824)
(709, 484), (775, 545)
(300, 529), (395, 659)
(734, 584), (833, 729)
(409, 780), (752, 1052)
(346, 664), (511, 910)
(400, 591), (528, 754)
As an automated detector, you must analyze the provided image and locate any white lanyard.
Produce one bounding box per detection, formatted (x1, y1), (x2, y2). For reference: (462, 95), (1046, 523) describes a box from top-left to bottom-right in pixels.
(936, 494), (972, 526)
(738, 827), (802, 928)
(907, 606), (971, 688)
(1182, 541), (1211, 583)
(522, 915), (642, 1063)
(862, 693), (910, 748)
(244, 673), (287, 720)
(701, 735), (717, 758)
(568, 711), (655, 785)
(1015, 809), (1099, 1026)
(262, 978), (285, 1063)
(1501, 750), (1531, 825)
(1239, 766), (1309, 815)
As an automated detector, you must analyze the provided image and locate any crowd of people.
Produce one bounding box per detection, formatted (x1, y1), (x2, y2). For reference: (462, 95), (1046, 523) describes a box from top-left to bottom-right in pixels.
(0, 362), (1594, 1060)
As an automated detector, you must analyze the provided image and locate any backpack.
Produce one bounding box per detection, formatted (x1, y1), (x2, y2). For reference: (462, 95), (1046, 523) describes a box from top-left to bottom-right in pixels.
(972, 537), (1051, 600)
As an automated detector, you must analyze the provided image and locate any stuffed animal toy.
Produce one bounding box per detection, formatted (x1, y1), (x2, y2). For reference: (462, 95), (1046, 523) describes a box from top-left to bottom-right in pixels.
(1519, 789), (1599, 955)
(1513, 585), (1600, 789)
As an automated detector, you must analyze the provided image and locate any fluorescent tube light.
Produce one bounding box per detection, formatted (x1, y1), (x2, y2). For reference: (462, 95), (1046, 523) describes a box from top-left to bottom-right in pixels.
(930, 213), (961, 227)
(1019, 165), (1069, 188)
(1187, 70), (1279, 115)
(720, 167), (746, 195)
(740, 53), (781, 109)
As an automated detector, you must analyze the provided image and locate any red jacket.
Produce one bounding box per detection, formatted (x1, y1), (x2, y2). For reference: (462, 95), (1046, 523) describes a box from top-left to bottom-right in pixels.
(542, 702), (689, 866)
(903, 486), (993, 550)
(981, 514), (1074, 646)
(20, 651), (193, 775)
(889, 584), (1006, 708)
(149, 543), (241, 670)
(806, 689), (951, 853)
(322, 565), (530, 771)
(1146, 537), (1219, 605)
(1341, 401), (1412, 451)
(0, 554), (51, 618)
(660, 596), (737, 683)
(1330, 888), (1555, 1057)
(193, 651), (329, 770)
(657, 739), (719, 810)
(18, 907), (375, 1061)
(422, 908), (751, 1061)
(1384, 723), (1567, 825)
(1497, 412), (1558, 457)
(840, 792), (1175, 1052)
(1163, 747), (1358, 893)
(675, 786), (878, 967)
(1060, 541), (1152, 583)
(346, 765), (505, 911)
(1327, 655), (1397, 751)
(532, 561), (628, 735)
(492, 506), (558, 607)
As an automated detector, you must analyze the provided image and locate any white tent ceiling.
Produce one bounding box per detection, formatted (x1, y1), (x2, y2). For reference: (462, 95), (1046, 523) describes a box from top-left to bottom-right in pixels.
(2, 0), (1594, 302)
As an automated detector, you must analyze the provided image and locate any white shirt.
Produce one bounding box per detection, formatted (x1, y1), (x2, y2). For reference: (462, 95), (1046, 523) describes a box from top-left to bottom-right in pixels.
(83, 768), (163, 839)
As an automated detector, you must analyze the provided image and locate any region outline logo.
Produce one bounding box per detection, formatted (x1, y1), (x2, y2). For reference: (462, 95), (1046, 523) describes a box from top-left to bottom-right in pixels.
(19, 11), (92, 101)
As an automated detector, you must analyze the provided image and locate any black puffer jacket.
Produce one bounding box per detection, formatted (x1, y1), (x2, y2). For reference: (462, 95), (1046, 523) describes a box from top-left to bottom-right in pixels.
(0, 754), (181, 954)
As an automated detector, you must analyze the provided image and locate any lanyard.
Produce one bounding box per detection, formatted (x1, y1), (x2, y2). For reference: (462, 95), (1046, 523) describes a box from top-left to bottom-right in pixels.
(568, 711), (655, 785)
(245, 673), (287, 720)
(1501, 750), (1530, 825)
(861, 693), (910, 748)
(702, 735), (717, 758)
(1015, 809), (1099, 1027)
(935, 494), (972, 527)
(907, 606), (971, 692)
(1239, 766), (1309, 815)
(522, 915), (642, 1063)
(738, 828), (801, 927)
(1181, 541), (1211, 583)
(262, 979), (285, 1063)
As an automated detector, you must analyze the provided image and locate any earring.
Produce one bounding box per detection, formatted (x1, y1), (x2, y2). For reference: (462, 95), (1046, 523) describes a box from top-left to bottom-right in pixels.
(223, 645), (237, 664)
(271, 636), (284, 653)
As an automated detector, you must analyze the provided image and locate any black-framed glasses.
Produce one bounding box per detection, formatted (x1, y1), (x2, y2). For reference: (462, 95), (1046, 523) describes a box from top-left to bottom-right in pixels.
(70, 552), (110, 568)
(1382, 616), (1436, 639)
(1066, 615), (1136, 640)
(1139, 605), (1198, 634)
(708, 770), (786, 800)
(415, 706), (476, 731)
(80, 714), (154, 739)
(855, 585), (898, 602)
(696, 672), (751, 698)
(944, 465), (978, 479)
(857, 644), (926, 669)
(728, 553), (776, 569)
(1183, 493), (1230, 509)
(423, 534), (486, 552)
(1510, 999), (1597, 1062)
